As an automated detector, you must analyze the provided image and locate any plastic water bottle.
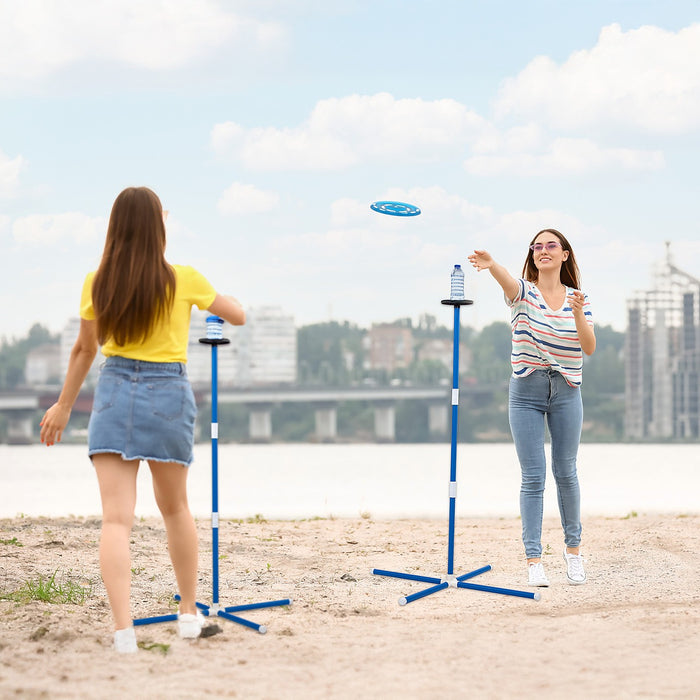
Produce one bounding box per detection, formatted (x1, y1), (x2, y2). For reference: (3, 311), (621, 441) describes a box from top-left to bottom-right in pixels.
(206, 315), (224, 340)
(450, 264), (465, 300)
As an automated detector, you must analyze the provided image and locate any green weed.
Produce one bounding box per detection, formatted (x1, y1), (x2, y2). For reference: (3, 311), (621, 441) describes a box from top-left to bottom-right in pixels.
(1, 570), (92, 605)
(138, 642), (170, 655)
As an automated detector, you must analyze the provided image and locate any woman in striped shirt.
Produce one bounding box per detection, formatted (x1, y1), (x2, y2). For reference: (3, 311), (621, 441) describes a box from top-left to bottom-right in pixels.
(468, 229), (595, 588)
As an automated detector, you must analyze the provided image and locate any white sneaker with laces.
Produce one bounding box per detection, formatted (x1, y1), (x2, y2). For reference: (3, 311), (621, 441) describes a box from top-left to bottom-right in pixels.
(113, 626), (138, 654)
(178, 611), (205, 639)
(527, 561), (549, 587)
(563, 550), (587, 585)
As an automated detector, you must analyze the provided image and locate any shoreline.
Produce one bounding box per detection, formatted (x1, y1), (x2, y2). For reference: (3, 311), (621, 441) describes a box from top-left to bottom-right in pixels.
(3, 443), (699, 522)
(1, 513), (699, 698)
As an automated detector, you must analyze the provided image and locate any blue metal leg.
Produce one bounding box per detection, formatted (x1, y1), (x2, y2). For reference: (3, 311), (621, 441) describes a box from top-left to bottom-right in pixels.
(133, 613), (178, 626)
(224, 599), (292, 613)
(457, 565), (492, 581)
(372, 569), (442, 585)
(457, 581), (540, 601)
(400, 582), (449, 606)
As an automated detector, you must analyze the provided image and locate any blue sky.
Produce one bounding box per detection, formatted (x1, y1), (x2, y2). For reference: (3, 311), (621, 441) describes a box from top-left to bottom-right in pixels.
(2, 0), (699, 339)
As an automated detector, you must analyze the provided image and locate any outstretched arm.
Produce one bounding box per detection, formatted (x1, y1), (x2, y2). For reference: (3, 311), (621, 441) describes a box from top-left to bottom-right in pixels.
(40, 319), (98, 446)
(208, 294), (246, 326)
(467, 250), (520, 302)
(568, 290), (596, 356)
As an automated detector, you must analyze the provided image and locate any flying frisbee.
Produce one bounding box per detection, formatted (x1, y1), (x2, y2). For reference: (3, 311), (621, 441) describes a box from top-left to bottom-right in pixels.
(370, 200), (421, 217)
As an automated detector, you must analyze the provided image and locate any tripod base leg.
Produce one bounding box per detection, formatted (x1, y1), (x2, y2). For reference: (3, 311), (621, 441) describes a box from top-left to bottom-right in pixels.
(224, 598), (292, 613)
(457, 580), (540, 600)
(133, 613), (178, 626)
(400, 581), (450, 606)
(457, 565), (492, 581)
(218, 610), (267, 633)
(372, 569), (442, 585)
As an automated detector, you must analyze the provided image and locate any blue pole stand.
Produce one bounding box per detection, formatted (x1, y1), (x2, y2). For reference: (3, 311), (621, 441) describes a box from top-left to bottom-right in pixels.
(372, 288), (540, 604)
(134, 315), (292, 634)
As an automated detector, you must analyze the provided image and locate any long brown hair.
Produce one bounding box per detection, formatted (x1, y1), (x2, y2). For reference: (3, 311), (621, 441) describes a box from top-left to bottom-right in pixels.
(92, 187), (175, 346)
(521, 228), (581, 290)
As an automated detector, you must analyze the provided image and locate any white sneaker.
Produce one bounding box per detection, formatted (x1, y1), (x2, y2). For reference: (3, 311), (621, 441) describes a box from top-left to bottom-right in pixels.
(113, 626), (138, 654)
(564, 550), (587, 585)
(527, 562), (549, 587)
(178, 611), (205, 639)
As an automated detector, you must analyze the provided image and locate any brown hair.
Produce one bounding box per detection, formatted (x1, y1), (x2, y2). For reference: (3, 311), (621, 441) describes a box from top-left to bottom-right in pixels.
(92, 187), (175, 346)
(521, 228), (581, 290)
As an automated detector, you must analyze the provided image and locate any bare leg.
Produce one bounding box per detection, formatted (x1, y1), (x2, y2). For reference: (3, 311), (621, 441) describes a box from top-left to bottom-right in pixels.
(93, 454), (140, 630)
(148, 461), (199, 615)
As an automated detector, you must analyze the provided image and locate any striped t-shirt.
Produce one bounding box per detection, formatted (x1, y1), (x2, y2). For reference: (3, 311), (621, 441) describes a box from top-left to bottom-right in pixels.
(505, 279), (593, 387)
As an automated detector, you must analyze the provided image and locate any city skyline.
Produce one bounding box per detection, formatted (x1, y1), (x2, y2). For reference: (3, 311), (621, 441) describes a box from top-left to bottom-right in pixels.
(2, 2), (699, 340)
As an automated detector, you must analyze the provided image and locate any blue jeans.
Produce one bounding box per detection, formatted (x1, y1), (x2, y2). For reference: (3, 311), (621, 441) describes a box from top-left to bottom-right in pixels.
(508, 369), (583, 559)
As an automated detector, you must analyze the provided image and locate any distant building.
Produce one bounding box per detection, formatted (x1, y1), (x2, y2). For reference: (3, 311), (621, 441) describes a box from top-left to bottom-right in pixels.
(368, 323), (414, 373)
(25, 344), (61, 385)
(58, 307), (296, 390)
(625, 243), (700, 439)
(416, 338), (470, 374)
(60, 318), (101, 386)
(227, 306), (297, 386)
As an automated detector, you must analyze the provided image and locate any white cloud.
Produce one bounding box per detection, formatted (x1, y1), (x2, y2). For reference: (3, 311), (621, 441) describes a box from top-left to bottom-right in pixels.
(465, 136), (664, 176)
(0, 150), (25, 197)
(12, 213), (105, 246)
(494, 23), (700, 133)
(218, 182), (280, 215)
(211, 93), (488, 170)
(212, 89), (666, 177)
(0, 0), (284, 80)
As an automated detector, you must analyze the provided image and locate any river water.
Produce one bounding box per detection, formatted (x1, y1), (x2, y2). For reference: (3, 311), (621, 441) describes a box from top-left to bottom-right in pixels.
(0, 442), (697, 520)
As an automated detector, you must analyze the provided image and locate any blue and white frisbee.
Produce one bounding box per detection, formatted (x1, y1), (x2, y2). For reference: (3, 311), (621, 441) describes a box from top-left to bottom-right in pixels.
(370, 200), (421, 217)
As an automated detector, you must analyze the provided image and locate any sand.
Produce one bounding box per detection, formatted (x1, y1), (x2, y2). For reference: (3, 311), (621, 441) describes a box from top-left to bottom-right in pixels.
(1, 513), (699, 699)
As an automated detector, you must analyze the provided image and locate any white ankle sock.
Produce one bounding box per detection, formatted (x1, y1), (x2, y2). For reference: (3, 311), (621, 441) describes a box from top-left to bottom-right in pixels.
(113, 626), (138, 653)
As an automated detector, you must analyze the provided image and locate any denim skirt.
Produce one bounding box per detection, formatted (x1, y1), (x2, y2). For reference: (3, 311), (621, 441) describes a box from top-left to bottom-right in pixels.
(88, 356), (197, 467)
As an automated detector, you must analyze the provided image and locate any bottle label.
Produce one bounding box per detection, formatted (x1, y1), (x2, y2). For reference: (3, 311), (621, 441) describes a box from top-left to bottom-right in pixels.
(450, 271), (465, 300)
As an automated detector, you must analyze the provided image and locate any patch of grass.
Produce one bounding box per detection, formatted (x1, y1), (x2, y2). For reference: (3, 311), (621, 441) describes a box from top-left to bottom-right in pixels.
(230, 513), (267, 525)
(1, 570), (92, 605)
(0, 537), (23, 546)
(622, 510), (638, 519)
(138, 642), (170, 655)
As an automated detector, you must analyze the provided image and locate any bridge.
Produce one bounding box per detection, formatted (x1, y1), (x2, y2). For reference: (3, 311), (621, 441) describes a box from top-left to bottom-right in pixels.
(0, 382), (499, 444)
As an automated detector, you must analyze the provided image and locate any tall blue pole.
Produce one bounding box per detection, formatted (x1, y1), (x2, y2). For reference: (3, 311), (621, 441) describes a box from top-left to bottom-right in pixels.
(371, 273), (540, 603)
(447, 305), (460, 576)
(210, 339), (220, 606)
(134, 315), (293, 632)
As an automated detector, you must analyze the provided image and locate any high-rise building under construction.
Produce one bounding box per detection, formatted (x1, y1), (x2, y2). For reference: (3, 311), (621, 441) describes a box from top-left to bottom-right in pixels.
(625, 243), (700, 439)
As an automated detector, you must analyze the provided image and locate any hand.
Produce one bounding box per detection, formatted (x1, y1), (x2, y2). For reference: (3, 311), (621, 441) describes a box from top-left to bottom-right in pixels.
(40, 403), (72, 446)
(468, 249), (494, 271)
(568, 290), (586, 316)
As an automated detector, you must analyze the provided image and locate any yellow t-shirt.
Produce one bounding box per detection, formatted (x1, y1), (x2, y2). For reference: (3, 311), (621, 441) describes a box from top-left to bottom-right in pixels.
(80, 264), (217, 363)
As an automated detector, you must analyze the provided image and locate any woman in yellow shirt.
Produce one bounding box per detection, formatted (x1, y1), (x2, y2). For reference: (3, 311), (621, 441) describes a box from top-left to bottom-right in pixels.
(40, 186), (245, 653)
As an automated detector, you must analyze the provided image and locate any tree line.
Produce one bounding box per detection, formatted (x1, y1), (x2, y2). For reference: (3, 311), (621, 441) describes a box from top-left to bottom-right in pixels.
(0, 318), (625, 442)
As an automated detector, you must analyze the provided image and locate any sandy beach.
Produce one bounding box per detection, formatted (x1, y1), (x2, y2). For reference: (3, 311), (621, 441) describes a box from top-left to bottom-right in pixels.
(1, 513), (699, 699)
